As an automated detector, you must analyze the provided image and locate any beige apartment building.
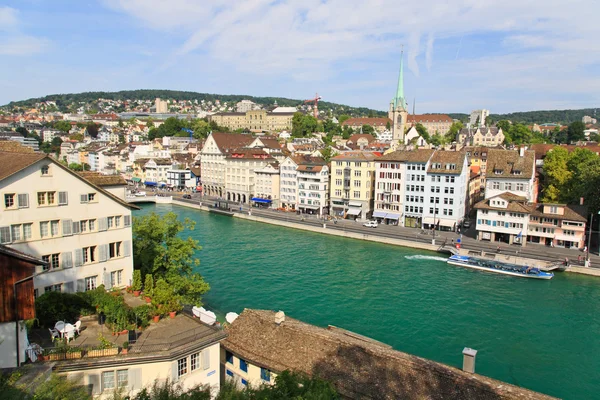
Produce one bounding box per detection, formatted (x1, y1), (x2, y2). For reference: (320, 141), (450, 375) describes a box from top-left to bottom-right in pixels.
(225, 149), (275, 204)
(457, 127), (505, 147)
(329, 151), (377, 220)
(407, 114), (454, 135)
(0, 151), (136, 294)
(209, 110), (295, 132)
(200, 132), (254, 198)
(254, 163), (280, 208)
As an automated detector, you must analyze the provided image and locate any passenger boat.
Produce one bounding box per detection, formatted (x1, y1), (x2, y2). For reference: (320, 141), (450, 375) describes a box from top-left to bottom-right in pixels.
(447, 255), (554, 280)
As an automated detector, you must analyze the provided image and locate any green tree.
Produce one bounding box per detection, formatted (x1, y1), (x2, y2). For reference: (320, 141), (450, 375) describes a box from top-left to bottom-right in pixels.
(541, 147), (571, 202)
(146, 118), (155, 128)
(292, 113), (318, 137)
(69, 163), (83, 171)
(386, 120), (391, 130)
(132, 212), (209, 306)
(53, 120), (72, 133)
(320, 146), (338, 162)
(338, 114), (351, 125)
(414, 123), (430, 143)
(15, 127), (28, 137)
(496, 120), (511, 133)
(445, 121), (463, 143)
(507, 123), (532, 145)
(361, 124), (375, 136)
(430, 134), (444, 146)
(567, 121), (585, 143)
(86, 122), (99, 138)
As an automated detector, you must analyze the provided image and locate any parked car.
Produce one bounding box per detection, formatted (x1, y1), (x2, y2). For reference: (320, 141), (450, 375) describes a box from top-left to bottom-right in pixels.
(363, 221), (378, 228)
(183, 194), (192, 199)
(463, 220), (471, 228)
(134, 192), (146, 197)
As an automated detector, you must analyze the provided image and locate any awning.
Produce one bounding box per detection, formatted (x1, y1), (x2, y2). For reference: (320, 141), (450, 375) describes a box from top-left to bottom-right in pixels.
(554, 235), (578, 242)
(348, 201), (362, 208)
(144, 181), (157, 186)
(251, 197), (272, 203)
(347, 208), (362, 216)
(131, 177), (141, 182)
(373, 211), (387, 218)
(300, 204), (320, 209)
(158, 182), (167, 187)
(423, 217), (435, 225)
(386, 213), (401, 220)
(438, 219), (456, 228)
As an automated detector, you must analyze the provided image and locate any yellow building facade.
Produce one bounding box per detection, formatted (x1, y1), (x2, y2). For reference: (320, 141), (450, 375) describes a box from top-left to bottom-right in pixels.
(329, 151), (377, 220)
(209, 110), (294, 132)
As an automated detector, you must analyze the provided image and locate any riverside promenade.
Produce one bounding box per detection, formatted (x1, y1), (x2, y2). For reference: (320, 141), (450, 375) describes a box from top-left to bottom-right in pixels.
(173, 195), (600, 277)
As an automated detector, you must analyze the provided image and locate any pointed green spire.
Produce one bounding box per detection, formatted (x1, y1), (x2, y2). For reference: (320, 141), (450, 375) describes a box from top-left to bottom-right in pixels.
(394, 49), (406, 110)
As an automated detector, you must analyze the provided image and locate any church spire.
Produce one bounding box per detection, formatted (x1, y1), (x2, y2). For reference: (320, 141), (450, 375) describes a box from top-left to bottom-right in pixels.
(394, 48), (406, 110)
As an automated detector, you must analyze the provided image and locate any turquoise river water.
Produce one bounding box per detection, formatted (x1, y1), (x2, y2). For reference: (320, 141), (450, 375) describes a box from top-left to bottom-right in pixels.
(135, 204), (600, 399)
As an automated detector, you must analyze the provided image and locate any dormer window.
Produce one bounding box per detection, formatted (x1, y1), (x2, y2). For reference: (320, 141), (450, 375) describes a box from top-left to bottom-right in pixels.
(41, 166), (50, 176)
(550, 206), (558, 214)
(512, 170), (522, 175)
(493, 169), (503, 175)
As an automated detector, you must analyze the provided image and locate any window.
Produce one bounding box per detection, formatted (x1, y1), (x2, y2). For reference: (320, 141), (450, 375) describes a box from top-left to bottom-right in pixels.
(51, 220), (59, 236)
(42, 254), (59, 271)
(4, 193), (15, 208)
(40, 221), (49, 238)
(41, 166), (50, 175)
(108, 217), (114, 229)
(17, 194), (29, 208)
(191, 353), (200, 371)
(83, 246), (96, 264)
(111, 270), (123, 286)
(80, 193), (97, 203)
(85, 276), (97, 291)
(177, 357), (188, 378)
(516, 183), (525, 191)
(48, 192), (55, 204)
(550, 206), (558, 214)
(240, 358), (248, 373)
(353, 191), (360, 198)
(241, 378), (248, 386)
(226, 351), (233, 364)
(23, 223), (32, 240)
(109, 242), (122, 259)
(116, 370), (128, 388)
(11, 225), (21, 241)
(102, 371), (115, 391)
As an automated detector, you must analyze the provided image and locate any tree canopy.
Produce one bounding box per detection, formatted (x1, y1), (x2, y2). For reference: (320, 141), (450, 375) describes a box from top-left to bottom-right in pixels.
(541, 147), (600, 212)
(292, 113), (319, 137)
(132, 212), (209, 306)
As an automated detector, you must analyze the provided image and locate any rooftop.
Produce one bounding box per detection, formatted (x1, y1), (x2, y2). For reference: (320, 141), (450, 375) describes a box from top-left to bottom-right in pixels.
(376, 148), (435, 163)
(223, 309), (554, 400)
(331, 151), (380, 162)
(428, 150), (467, 174)
(486, 149), (535, 179)
(78, 172), (127, 187)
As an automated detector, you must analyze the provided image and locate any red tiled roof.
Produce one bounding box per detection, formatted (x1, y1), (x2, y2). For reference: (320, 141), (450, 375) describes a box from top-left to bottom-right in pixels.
(408, 114), (453, 123)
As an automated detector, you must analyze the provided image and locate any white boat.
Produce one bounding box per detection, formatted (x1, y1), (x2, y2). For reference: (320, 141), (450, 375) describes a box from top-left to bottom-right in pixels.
(447, 255), (554, 280)
(134, 191), (146, 197)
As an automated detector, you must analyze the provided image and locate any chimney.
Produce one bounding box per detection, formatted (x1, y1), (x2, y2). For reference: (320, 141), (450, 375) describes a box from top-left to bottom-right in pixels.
(462, 347), (477, 373)
(274, 310), (285, 325)
(580, 197), (585, 205)
(519, 147), (525, 157)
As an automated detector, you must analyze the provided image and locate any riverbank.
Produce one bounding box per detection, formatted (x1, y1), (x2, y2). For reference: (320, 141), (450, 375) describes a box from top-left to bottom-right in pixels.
(171, 199), (597, 276)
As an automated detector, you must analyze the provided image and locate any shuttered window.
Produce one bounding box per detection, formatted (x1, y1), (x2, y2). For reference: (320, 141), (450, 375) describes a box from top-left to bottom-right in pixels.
(64, 281), (74, 293)
(0, 226), (11, 244)
(124, 215), (131, 227)
(62, 219), (73, 236)
(98, 217), (108, 232)
(58, 191), (68, 205)
(74, 249), (83, 267)
(202, 349), (210, 370)
(98, 244), (108, 262)
(123, 240), (131, 257)
(61, 252), (73, 269)
(17, 193), (29, 208)
(80, 194), (89, 203)
(72, 221), (81, 234)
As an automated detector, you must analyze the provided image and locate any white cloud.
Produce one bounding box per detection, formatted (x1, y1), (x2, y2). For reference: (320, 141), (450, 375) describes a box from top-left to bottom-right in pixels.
(101, 1), (600, 112)
(0, 6), (49, 56)
(0, 35), (50, 56)
(0, 6), (19, 31)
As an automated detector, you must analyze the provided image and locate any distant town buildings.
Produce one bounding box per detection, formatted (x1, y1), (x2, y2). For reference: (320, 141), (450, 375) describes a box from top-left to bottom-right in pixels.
(469, 109), (490, 127)
(236, 100), (260, 113)
(209, 110), (295, 133)
(407, 114), (454, 135)
(155, 98), (168, 113)
(582, 115), (597, 124)
(457, 127), (505, 147)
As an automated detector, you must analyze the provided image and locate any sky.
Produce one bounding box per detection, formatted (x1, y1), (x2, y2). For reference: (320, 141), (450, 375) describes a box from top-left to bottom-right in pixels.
(1, 0), (599, 114)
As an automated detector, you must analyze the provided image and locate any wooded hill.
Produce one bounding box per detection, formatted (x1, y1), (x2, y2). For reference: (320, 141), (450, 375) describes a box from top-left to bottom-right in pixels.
(448, 108), (598, 125)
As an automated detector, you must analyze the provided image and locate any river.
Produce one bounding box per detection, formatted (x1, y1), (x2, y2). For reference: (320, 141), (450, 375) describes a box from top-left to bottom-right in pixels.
(135, 204), (600, 399)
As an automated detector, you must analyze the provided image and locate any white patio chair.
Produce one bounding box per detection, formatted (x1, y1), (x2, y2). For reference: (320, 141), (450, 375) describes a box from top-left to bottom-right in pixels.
(54, 321), (65, 336)
(64, 329), (75, 343)
(48, 328), (60, 342)
(74, 320), (81, 335)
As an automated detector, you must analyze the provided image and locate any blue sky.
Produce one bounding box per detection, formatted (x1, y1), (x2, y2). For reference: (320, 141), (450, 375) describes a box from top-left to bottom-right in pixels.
(1, 0), (599, 114)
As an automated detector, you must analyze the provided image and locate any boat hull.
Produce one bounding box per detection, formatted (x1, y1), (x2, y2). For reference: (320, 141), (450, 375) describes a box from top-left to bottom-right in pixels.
(447, 257), (554, 280)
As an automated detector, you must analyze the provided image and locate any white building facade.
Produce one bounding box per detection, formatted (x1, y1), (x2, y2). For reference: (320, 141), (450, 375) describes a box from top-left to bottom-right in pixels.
(297, 162), (329, 216)
(254, 163), (280, 208)
(0, 153), (135, 294)
(279, 157), (299, 210)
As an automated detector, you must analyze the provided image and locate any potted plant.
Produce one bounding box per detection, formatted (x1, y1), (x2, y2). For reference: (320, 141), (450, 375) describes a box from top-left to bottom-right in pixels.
(66, 346), (83, 359)
(167, 297), (183, 319)
(132, 270), (142, 297)
(144, 274), (154, 302)
(121, 341), (129, 355)
(148, 304), (160, 323)
(88, 334), (118, 357)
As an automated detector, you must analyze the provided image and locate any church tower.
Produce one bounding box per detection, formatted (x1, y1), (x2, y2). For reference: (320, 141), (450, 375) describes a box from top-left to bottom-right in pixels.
(389, 50), (408, 149)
